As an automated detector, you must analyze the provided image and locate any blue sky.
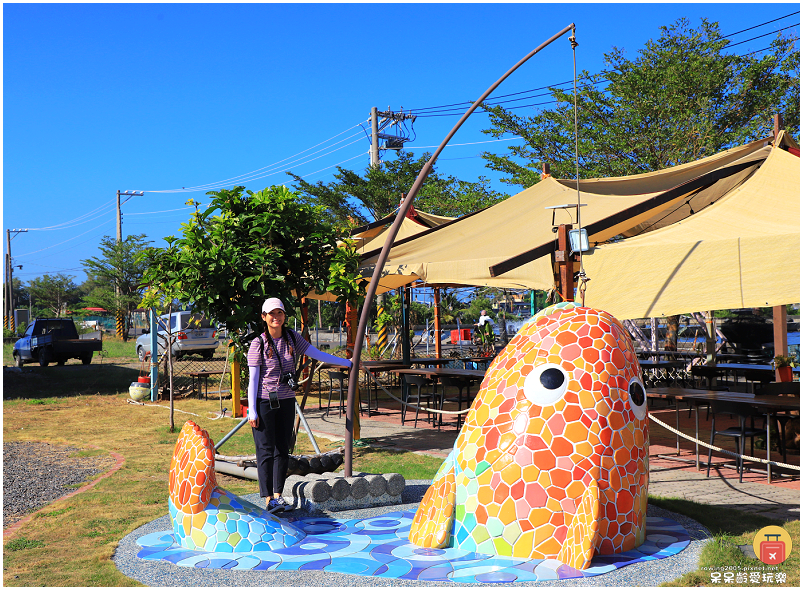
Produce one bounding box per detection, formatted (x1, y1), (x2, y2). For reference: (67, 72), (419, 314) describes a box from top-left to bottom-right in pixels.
(4, 3), (799, 285)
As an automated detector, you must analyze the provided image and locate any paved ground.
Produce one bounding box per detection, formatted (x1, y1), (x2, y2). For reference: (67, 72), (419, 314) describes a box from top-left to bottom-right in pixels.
(300, 404), (800, 523)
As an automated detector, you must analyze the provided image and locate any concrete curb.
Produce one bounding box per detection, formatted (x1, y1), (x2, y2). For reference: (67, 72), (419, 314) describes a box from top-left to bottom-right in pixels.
(283, 471), (405, 512)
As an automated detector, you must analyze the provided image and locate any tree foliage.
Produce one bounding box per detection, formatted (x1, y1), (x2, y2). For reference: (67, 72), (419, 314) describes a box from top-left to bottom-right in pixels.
(139, 186), (342, 343)
(481, 18), (800, 187)
(327, 239), (368, 308)
(27, 274), (81, 317)
(81, 234), (151, 340)
(288, 150), (507, 224)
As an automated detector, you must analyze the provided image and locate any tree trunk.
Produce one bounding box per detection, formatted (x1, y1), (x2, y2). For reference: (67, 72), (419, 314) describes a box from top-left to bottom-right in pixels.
(664, 315), (680, 351)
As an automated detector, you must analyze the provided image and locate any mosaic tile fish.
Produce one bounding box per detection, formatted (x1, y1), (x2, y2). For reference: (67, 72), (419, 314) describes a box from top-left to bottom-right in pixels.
(409, 303), (649, 570)
(168, 421), (305, 552)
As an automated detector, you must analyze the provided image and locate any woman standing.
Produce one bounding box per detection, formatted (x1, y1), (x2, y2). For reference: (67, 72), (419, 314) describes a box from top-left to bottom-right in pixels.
(247, 298), (351, 513)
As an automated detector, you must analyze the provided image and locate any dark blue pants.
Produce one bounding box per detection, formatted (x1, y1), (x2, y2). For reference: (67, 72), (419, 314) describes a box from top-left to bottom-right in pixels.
(252, 396), (295, 497)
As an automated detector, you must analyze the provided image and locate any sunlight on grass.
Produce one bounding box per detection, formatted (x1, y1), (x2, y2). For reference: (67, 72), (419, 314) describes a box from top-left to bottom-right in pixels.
(651, 495), (799, 587)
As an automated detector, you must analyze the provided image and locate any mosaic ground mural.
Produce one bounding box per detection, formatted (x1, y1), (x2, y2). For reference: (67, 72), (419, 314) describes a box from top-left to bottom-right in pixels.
(136, 511), (690, 583)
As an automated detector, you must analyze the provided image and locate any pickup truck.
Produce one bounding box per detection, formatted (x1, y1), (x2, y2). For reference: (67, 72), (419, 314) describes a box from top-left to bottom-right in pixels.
(13, 318), (103, 367)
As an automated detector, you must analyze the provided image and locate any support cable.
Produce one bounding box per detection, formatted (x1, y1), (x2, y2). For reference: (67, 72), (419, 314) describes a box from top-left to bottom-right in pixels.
(569, 30), (590, 306)
(364, 367), (471, 416)
(649, 413), (800, 472)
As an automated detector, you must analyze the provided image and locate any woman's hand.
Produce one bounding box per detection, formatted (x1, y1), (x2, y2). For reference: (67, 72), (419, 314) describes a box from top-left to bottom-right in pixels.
(249, 416), (259, 428)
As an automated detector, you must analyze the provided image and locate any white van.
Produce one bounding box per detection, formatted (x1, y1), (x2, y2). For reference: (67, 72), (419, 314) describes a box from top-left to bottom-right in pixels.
(135, 311), (219, 361)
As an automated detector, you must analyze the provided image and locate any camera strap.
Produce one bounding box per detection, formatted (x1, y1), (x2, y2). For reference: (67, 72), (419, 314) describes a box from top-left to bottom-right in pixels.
(258, 329), (299, 381)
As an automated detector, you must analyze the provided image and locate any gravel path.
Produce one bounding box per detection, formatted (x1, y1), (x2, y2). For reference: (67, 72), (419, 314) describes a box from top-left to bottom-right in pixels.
(114, 482), (711, 587)
(3, 441), (116, 528)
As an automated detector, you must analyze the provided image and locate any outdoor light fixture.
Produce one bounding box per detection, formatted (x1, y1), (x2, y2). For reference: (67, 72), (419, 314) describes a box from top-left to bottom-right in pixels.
(569, 228), (589, 253)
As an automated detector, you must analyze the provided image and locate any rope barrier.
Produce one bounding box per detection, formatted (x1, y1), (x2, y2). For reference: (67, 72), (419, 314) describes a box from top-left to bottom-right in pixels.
(126, 399), (238, 420)
(364, 368), (471, 416)
(648, 413), (800, 472)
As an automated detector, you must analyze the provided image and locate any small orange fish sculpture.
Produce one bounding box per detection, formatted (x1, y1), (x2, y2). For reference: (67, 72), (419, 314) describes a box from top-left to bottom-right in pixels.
(169, 421), (305, 552)
(409, 303), (648, 570)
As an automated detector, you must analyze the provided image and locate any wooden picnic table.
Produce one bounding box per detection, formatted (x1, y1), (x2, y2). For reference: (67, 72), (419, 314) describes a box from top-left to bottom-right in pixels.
(637, 350), (701, 359)
(391, 367), (486, 379)
(188, 370), (226, 400)
(648, 386), (800, 482)
(390, 367), (487, 427)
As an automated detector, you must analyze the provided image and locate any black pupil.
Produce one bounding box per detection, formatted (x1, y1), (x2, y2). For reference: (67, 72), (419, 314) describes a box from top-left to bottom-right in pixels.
(540, 368), (565, 390)
(629, 382), (645, 406)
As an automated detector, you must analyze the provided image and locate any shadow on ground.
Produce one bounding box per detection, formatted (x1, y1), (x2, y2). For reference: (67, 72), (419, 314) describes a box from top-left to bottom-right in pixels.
(3, 363), (140, 399)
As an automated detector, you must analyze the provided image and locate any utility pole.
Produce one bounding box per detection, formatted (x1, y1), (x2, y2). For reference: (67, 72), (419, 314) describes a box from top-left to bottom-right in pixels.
(368, 107), (417, 168)
(369, 107), (416, 357)
(370, 107), (380, 167)
(115, 190), (143, 339)
(5, 229), (28, 332)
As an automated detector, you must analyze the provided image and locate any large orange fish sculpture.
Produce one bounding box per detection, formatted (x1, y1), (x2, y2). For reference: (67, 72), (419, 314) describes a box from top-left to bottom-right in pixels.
(409, 302), (649, 570)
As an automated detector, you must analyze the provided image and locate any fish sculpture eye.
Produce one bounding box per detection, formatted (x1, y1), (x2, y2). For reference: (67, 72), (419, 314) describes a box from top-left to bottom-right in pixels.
(523, 363), (569, 406)
(627, 377), (648, 420)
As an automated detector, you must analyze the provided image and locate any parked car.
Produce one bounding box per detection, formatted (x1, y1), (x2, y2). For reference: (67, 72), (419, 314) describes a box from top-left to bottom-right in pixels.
(13, 318), (103, 367)
(136, 312), (219, 361)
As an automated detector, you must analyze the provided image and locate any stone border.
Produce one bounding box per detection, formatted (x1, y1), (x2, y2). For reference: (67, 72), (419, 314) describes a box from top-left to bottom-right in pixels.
(283, 472), (405, 512)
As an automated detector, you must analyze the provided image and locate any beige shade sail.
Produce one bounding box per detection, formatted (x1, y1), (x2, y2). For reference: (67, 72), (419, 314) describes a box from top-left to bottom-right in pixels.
(360, 136), (772, 291)
(581, 133), (800, 319)
(305, 207), (453, 301)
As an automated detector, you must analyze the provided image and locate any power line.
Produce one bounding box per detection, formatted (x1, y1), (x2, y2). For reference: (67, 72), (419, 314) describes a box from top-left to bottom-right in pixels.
(720, 9), (800, 38)
(125, 207), (194, 216)
(16, 221), (114, 258)
(407, 11), (800, 117)
(145, 120), (370, 193)
(288, 152), (367, 181)
(726, 21), (800, 48)
(25, 199), (116, 231)
(405, 137), (523, 149)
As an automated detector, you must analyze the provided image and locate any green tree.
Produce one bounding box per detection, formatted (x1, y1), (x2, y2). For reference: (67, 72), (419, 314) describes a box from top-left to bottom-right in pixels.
(462, 295), (495, 325)
(139, 186), (342, 348)
(11, 278), (29, 308)
(481, 18), (800, 187)
(27, 274), (81, 317)
(81, 234), (151, 341)
(437, 288), (465, 324)
(288, 150), (507, 224)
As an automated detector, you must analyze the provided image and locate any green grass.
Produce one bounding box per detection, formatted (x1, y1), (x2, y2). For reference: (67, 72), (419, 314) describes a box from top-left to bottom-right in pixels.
(350, 447), (444, 480)
(100, 338), (137, 359)
(5, 538), (45, 552)
(651, 496), (800, 586)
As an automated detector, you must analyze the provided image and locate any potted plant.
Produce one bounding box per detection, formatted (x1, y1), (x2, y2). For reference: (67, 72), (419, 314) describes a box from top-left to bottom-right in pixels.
(476, 321), (496, 357)
(773, 355), (796, 382)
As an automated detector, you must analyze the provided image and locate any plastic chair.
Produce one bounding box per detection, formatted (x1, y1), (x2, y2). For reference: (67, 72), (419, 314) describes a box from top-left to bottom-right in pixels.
(706, 400), (770, 483)
(440, 375), (473, 430)
(402, 374), (434, 428)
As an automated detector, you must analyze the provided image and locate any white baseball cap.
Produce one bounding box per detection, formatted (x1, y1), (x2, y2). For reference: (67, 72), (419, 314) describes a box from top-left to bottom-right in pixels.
(262, 298), (285, 314)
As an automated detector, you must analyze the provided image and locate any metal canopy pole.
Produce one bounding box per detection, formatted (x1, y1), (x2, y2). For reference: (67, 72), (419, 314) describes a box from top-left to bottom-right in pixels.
(342, 23), (577, 476)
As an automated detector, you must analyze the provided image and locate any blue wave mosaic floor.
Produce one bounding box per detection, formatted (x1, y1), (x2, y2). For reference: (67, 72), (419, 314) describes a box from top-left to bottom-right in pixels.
(136, 512), (690, 583)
